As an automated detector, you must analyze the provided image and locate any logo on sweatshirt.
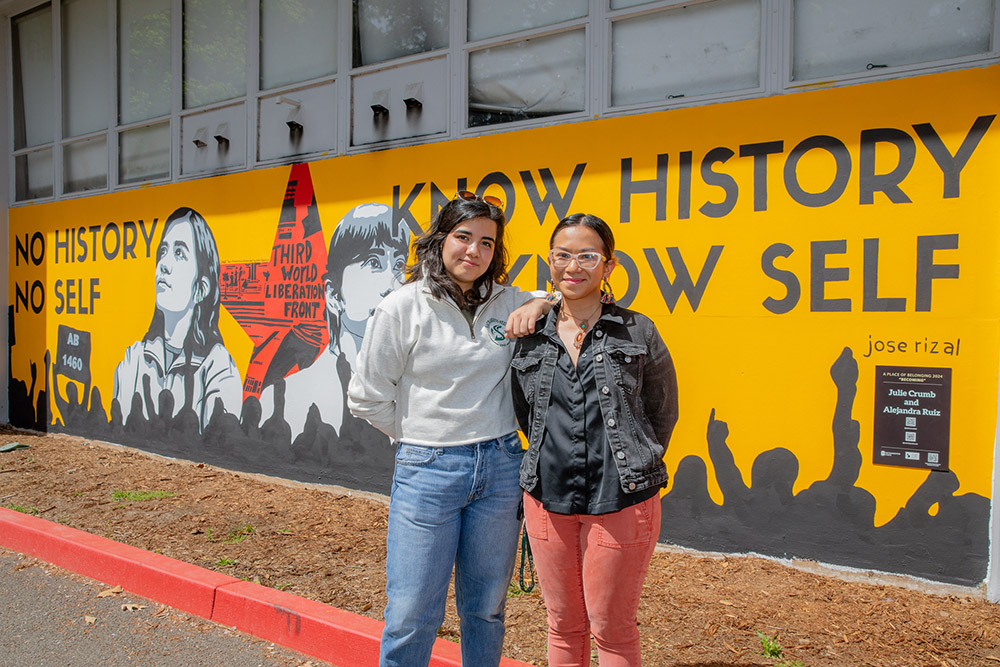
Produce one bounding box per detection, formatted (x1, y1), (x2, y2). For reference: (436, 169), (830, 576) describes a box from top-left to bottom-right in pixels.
(486, 318), (511, 347)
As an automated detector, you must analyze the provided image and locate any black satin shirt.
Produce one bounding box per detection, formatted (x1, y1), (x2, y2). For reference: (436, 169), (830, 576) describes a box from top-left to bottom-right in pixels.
(527, 321), (659, 515)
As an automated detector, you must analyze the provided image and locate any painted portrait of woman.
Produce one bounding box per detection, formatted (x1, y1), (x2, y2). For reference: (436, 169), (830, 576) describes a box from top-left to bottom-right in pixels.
(113, 207), (243, 431)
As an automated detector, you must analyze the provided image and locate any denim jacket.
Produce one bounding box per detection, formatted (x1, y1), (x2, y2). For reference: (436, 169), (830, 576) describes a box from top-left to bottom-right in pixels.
(510, 304), (678, 495)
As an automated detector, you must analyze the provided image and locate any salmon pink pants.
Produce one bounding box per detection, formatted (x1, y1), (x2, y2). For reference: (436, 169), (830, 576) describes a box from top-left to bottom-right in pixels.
(523, 492), (660, 667)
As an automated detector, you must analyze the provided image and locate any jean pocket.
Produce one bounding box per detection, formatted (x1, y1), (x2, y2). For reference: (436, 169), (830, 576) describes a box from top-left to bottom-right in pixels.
(597, 499), (654, 549)
(499, 432), (526, 459)
(395, 443), (438, 466)
(511, 353), (544, 405)
(606, 342), (647, 395)
(523, 493), (548, 541)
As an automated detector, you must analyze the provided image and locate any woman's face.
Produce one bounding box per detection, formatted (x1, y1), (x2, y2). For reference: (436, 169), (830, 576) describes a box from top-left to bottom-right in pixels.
(441, 216), (497, 292)
(337, 245), (407, 321)
(549, 225), (614, 301)
(155, 220), (200, 314)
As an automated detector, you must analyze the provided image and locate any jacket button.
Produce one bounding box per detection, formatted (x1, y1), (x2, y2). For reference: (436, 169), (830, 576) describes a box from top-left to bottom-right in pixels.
(596, 353), (603, 362)
(616, 451), (625, 459)
(607, 418), (616, 427)
(595, 330), (603, 338)
(625, 356), (632, 363)
(628, 482), (636, 490)
(601, 385), (610, 395)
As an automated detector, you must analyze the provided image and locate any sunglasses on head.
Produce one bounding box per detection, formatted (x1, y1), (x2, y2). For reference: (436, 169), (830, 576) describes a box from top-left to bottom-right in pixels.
(455, 190), (503, 209)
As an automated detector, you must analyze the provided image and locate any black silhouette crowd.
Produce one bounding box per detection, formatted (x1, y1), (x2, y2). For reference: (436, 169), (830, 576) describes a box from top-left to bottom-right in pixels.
(10, 310), (988, 587)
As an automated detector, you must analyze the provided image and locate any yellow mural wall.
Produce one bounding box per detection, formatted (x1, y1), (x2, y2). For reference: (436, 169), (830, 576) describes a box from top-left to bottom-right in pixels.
(10, 65), (999, 536)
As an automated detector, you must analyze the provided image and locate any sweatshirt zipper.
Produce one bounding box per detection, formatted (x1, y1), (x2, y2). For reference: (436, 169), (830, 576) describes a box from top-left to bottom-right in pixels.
(437, 287), (505, 339)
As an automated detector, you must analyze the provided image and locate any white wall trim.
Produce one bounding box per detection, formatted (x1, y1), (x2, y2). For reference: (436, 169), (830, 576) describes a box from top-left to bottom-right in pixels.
(988, 360), (1000, 601)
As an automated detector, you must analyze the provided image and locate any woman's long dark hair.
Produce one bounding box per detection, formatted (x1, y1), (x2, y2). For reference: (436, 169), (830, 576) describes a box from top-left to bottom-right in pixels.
(144, 207), (224, 357)
(406, 196), (509, 308)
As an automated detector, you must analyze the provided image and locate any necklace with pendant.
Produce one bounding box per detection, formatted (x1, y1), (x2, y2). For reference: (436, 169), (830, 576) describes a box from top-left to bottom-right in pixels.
(566, 302), (604, 348)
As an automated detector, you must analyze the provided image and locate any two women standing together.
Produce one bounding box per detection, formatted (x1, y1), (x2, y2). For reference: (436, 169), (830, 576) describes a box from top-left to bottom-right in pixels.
(348, 195), (677, 666)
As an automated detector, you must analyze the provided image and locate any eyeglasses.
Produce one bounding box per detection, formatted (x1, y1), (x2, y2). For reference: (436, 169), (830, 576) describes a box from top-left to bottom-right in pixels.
(455, 190), (503, 208)
(549, 250), (607, 270)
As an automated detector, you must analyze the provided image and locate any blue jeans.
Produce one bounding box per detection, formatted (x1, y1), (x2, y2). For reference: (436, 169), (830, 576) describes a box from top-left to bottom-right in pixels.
(380, 432), (524, 667)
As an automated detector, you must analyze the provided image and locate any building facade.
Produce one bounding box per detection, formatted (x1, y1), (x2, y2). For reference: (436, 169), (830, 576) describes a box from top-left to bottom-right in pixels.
(4, 0), (1000, 598)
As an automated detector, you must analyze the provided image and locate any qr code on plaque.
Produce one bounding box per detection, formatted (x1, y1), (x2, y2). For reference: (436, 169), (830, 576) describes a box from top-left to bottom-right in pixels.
(904, 431), (916, 442)
(905, 417), (916, 427)
(927, 452), (939, 464)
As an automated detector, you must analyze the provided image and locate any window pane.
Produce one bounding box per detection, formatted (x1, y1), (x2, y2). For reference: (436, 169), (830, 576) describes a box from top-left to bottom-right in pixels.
(64, 136), (108, 193)
(469, 29), (586, 128)
(793, 0), (994, 80)
(183, 0), (247, 108)
(354, 0), (448, 66)
(119, 0), (172, 124)
(468, 0), (587, 41)
(63, 0), (110, 137)
(15, 149), (54, 201)
(261, 0), (337, 90)
(612, 0), (760, 106)
(120, 122), (171, 184)
(12, 5), (54, 150)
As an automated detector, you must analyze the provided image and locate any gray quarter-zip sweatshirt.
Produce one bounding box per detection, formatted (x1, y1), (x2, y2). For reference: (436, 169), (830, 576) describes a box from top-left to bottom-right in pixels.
(347, 279), (533, 446)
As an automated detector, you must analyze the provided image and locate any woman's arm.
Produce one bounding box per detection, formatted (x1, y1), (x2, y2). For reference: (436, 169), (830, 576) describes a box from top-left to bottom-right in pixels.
(347, 307), (406, 440)
(505, 291), (555, 339)
(642, 324), (679, 448)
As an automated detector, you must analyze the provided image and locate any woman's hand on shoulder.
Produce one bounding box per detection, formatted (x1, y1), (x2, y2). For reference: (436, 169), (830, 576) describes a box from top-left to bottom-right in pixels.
(506, 297), (551, 339)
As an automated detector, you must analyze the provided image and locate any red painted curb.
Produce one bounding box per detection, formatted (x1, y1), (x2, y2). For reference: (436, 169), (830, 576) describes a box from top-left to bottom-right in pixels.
(0, 508), (534, 667)
(0, 506), (235, 619)
(213, 580), (389, 666)
(212, 580), (529, 667)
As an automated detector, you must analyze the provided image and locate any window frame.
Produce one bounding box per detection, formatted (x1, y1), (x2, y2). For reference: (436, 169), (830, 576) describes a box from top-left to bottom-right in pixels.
(783, 0), (1000, 90)
(602, 0), (769, 116)
(9, 0), (57, 202)
(461, 13), (593, 134)
(4, 0), (1000, 204)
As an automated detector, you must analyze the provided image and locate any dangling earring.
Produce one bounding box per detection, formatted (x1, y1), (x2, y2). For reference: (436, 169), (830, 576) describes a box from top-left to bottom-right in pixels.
(545, 280), (561, 303)
(600, 277), (615, 304)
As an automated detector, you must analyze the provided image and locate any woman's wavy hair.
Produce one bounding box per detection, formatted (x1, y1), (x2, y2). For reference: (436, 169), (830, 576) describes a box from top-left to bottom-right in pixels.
(550, 213), (616, 258)
(144, 207), (224, 356)
(405, 196), (508, 308)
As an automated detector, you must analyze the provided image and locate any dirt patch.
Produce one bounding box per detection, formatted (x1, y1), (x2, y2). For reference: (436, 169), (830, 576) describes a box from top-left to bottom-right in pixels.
(1, 426), (998, 666)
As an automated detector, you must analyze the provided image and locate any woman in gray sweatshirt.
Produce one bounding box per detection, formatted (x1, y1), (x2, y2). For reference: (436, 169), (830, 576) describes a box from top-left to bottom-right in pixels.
(348, 191), (547, 667)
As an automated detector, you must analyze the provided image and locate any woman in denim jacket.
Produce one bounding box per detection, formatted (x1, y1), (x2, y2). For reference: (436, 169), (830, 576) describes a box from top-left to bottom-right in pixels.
(510, 213), (678, 666)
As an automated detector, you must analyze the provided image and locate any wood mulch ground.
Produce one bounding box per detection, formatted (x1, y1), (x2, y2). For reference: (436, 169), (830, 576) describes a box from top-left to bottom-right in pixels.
(1, 426), (998, 667)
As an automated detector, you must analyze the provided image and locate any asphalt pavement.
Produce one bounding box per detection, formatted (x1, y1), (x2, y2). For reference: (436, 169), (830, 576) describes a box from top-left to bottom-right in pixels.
(0, 505), (499, 667)
(0, 547), (327, 667)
